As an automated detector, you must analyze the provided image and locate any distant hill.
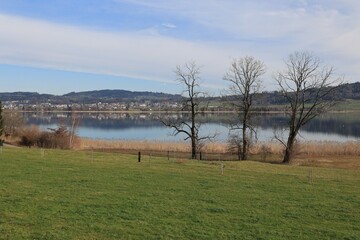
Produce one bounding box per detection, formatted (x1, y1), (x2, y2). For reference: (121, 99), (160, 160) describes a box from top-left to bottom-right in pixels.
(332, 82), (360, 100)
(0, 82), (359, 105)
(63, 89), (181, 103)
(0, 89), (181, 104)
(256, 81), (360, 105)
(0, 92), (54, 102)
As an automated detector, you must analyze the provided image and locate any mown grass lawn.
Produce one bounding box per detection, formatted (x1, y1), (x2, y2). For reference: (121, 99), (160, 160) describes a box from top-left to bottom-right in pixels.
(0, 147), (359, 239)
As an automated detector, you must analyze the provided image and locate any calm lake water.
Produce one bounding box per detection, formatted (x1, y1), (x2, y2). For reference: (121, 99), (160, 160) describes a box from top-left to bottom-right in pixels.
(23, 112), (360, 142)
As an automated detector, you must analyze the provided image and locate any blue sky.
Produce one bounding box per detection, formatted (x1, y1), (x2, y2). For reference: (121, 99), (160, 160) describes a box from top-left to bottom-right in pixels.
(0, 0), (359, 95)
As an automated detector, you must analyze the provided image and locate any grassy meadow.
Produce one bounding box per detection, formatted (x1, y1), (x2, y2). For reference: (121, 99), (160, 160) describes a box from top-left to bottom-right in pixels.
(0, 146), (359, 239)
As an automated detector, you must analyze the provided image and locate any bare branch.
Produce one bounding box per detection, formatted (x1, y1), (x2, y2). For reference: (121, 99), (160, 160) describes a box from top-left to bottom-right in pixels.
(223, 56), (265, 160)
(275, 51), (343, 163)
(162, 61), (214, 159)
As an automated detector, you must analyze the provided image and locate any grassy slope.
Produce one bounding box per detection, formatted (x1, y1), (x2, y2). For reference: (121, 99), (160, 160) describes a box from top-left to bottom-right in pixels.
(334, 99), (360, 111)
(0, 147), (359, 239)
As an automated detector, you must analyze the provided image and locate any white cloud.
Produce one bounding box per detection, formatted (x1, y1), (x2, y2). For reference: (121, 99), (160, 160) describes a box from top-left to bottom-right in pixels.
(0, 14), (235, 90)
(1, 0), (360, 93)
(161, 23), (176, 29)
(118, 0), (360, 82)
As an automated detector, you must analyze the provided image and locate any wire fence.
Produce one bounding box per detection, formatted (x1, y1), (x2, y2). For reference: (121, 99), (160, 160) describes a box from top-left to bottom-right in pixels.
(86, 148), (244, 162)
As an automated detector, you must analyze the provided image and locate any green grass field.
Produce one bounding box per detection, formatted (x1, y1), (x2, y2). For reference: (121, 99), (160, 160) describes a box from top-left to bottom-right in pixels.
(0, 147), (359, 239)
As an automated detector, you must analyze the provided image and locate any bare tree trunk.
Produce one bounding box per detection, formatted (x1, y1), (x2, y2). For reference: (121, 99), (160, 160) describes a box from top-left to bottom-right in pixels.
(283, 148), (292, 164)
(191, 136), (197, 159)
(241, 120), (247, 160)
(69, 115), (80, 149)
(191, 102), (197, 159)
(283, 132), (296, 163)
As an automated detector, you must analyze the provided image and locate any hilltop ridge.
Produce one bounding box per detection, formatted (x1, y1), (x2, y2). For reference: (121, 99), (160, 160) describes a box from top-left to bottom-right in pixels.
(1, 82), (359, 111)
(0, 89), (181, 104)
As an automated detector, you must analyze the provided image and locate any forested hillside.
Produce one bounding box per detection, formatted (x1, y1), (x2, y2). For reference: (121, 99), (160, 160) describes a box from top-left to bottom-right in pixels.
(0, 82), (359, 105)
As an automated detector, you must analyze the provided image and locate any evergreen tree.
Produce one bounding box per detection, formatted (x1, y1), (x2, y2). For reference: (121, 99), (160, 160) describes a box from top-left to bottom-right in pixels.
(0, 101), (3, 137)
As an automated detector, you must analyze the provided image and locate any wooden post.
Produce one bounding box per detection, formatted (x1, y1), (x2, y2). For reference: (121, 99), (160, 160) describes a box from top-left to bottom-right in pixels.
(200, 152), (202, 160)
(308, 168), (313, 184)
(167, 151), (170, 161)
(138, 151), (141, 162)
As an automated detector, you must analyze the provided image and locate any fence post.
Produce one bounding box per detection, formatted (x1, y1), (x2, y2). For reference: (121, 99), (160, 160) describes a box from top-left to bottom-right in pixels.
(0, 140), (3, 155)
(138, 151), (141, 162)
(41, 148), (45, 158)
(167, 151), (170, 161)
(200, 152), (202, 160)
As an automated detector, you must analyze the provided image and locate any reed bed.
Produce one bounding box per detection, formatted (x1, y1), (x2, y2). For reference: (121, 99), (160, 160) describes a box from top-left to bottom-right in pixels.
(78, 138), (360, 157)
(78, 138), (193, 153)
(78, 138), (359, 169)
(295, 140), (360, 156)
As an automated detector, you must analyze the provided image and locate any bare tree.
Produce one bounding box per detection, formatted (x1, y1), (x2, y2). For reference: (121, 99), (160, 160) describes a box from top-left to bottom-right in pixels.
(223, 56), (265, 160)
(162, 62), (213, 159)
(69, 114), (80, 148)
(275, 51), (343, 163)
(3, 110), (24, 137)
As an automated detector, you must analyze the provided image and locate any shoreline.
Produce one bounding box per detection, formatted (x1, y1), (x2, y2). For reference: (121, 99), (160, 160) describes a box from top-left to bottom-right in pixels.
(78, 138), (360, 154)
(4, 137), (359, 169)
(77, 138), (360, 169)
(5, 109), (360, 114)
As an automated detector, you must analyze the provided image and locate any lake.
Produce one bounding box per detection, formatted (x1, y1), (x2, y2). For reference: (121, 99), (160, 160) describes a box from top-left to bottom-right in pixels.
(23, 112), (360, 142)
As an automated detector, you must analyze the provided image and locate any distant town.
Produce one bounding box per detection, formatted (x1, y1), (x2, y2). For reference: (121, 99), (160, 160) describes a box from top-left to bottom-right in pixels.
(1, 82), (360, 112)
(2, 100), (183, 112)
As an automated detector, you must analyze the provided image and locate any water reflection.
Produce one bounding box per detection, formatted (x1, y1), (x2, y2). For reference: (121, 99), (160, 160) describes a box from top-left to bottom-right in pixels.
(23, 112), (360, 142)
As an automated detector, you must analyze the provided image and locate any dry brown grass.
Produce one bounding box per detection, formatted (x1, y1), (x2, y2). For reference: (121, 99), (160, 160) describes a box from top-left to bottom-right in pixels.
(77, 138), (193, 152)
(77, 138), (360, 169)
(294, 141), (360, 156)
(288, 141), (360, 169)
(77, 138), (360, 156)
(78, 138), (244, 154)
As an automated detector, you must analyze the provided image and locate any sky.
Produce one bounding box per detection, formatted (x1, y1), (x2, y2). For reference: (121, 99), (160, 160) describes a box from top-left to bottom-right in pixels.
(0, 0), (359, 95)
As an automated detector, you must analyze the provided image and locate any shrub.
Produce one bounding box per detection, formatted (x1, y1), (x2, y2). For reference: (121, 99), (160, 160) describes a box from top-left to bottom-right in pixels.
(19, 125), (41, 147)
(227, 134), (243, 160)
(18, 124), (77, 149)
(259, 144), (271, 161)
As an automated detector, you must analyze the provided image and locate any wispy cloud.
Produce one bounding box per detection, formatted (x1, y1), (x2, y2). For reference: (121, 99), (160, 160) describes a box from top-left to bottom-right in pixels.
(1, 0), (359, 94)
(0, 14), (234, 89)
(161, 23), (177, 29)
(117, 0), (360, 80)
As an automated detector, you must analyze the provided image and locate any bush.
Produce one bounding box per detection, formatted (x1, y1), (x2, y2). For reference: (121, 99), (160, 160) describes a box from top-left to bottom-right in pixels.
(18, 124), (78, 149)
(227, 134), (243, 160)
(260, 144), (271, 161)
(19, 125), (41, 147)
